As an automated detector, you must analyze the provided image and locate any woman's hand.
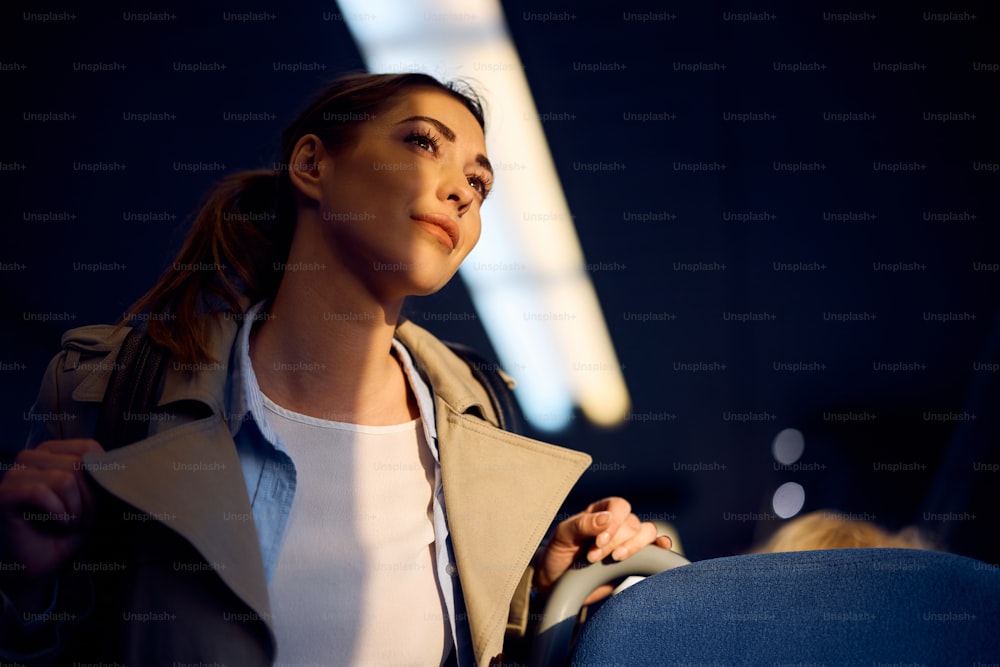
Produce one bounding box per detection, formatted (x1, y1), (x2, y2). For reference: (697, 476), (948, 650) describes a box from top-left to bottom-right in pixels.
(534, 496), (673, 606)
(0, 439), (103, 595)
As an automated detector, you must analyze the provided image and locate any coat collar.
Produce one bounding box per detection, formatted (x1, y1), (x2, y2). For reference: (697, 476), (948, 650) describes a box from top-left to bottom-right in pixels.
(77, 312), (591, 666)
(394, 319), (497, 423)
(66, 313), (238, 416)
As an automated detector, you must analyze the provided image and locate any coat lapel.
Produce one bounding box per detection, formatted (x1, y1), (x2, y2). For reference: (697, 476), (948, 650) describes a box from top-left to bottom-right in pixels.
(438, 406), (591, 665)
(396, 320), (592, 664)
(82, 417), (273, 634)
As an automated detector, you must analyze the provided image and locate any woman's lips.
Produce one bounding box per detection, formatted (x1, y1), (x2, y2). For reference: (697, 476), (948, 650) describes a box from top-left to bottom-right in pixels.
(412, 212), (459, 251)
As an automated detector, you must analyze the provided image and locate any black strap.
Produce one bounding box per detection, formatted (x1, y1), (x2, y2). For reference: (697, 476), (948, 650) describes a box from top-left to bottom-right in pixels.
(94, 330), (522, 450)
(93, 328), (170, 451)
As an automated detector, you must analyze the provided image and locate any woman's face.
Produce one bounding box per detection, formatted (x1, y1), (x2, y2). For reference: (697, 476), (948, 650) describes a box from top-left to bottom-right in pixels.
(305, 87), (492, 300)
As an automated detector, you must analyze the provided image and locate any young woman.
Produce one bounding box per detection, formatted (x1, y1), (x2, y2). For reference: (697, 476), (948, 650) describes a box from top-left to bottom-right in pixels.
(0, 73), (672, 666)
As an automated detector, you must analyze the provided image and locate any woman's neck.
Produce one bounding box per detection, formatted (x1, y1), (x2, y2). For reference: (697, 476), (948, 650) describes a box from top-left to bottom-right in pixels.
(248, 239), (418, 425)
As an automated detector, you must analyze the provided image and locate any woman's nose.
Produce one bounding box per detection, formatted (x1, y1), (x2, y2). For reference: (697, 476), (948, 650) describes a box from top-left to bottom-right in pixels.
(440, 171), (474, 215)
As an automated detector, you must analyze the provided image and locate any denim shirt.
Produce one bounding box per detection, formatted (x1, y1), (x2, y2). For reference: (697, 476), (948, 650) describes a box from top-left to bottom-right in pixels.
(226, 301), (473, 664)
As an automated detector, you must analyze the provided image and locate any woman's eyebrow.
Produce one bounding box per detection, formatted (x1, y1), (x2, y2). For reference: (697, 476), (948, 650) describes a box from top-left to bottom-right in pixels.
(398, 115), (456, 141)
(397, 115), (493, 177)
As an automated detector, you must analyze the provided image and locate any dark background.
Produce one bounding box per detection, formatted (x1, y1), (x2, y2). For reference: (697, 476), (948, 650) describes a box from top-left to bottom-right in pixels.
(2, 2), (997, 564)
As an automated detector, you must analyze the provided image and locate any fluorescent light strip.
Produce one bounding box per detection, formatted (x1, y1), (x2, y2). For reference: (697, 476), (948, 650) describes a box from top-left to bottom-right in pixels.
(338, 0), (630, 431)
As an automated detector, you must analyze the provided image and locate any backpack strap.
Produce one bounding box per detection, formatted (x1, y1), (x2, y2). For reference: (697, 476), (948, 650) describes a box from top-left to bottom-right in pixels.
(93, 328), (170, 451)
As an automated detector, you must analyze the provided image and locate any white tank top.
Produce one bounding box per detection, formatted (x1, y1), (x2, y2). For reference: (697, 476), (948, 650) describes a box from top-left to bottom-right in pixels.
(264, 396), (447, 666)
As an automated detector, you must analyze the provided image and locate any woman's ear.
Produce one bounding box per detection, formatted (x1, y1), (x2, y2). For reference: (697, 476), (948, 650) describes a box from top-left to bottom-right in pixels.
(288, 134), (330, 204)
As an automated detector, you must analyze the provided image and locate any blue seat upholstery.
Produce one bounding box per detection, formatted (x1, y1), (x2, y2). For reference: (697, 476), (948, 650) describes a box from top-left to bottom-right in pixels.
(572, 548), (1000, 665)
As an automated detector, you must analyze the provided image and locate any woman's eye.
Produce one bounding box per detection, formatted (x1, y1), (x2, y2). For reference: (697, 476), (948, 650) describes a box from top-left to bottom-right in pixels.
(405, 131), (438, 153)
(468, 176), (491, 199)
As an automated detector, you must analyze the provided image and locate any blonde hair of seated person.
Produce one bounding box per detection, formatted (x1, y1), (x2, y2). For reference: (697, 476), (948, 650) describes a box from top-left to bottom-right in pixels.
(752, 510), (936, 553)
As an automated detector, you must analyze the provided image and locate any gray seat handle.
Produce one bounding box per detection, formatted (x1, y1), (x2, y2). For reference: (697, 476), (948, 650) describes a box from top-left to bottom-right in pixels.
(529, 545), (691, 666)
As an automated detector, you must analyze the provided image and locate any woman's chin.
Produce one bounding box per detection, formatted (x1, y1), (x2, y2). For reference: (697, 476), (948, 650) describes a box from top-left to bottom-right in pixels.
(406, 273), (457, 298)
(371, 263), (459, 299)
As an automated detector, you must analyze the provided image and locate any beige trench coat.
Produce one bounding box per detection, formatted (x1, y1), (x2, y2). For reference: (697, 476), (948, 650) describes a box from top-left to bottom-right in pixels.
(7, 313), (592, 666)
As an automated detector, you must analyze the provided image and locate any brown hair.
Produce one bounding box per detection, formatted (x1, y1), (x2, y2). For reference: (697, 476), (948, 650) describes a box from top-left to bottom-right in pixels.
(752, 510), (936, 553)
(122, 72), (486, 365)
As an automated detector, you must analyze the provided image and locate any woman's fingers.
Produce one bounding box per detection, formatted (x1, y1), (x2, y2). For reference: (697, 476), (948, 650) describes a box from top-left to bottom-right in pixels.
(1, 469), (85, 530)
(14, 441), (103, 525)
(0, 439), (105, 577)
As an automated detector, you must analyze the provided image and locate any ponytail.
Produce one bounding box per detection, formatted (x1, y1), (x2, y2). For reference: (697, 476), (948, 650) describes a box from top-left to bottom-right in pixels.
(121, 169), (294, 365)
